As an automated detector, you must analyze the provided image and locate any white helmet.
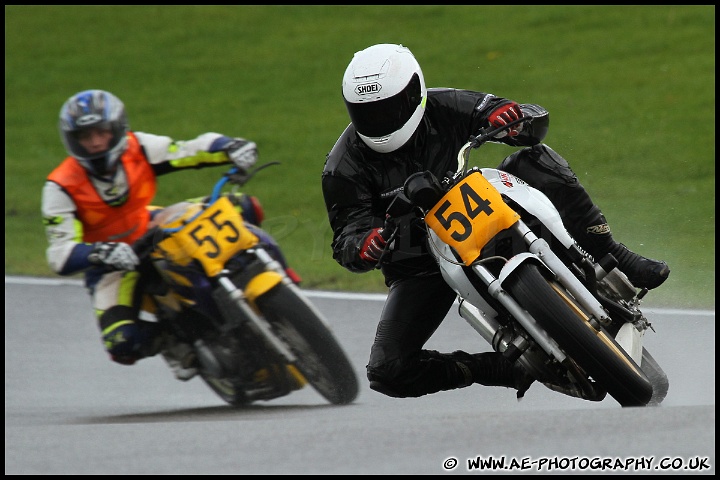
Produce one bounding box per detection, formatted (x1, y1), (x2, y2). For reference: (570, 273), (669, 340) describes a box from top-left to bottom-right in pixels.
(342, 44), (427, 153)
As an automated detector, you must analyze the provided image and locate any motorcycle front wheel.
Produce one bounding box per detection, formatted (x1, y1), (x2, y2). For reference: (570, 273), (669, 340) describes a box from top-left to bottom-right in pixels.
(504, 263), (653, 407)
(254, 283), (359, 405)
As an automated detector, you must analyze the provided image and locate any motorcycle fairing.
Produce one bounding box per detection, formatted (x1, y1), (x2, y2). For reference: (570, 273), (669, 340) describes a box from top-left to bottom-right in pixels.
(480, 168), (574, 250)
(425, 172), (520, 266)
(155, 197), (259, 276)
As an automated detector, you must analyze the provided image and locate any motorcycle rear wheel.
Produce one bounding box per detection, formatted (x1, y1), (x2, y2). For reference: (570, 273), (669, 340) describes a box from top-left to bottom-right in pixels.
(254, 283), (359, 405)
(505, 263), (653, 407)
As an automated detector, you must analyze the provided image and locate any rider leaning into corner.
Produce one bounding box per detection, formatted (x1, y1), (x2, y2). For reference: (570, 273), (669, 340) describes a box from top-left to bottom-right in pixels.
(41, 89), (263, 381)
(321, 43), (670, 400)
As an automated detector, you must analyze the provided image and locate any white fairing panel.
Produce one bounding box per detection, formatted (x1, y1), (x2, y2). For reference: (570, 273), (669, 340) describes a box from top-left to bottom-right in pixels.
(426, 229), (498, 317)
(480, 168), (575, 249)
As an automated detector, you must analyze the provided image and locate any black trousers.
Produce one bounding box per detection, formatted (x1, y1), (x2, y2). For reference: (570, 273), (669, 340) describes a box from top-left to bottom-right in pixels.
(366, 272), (462, 397)
(366, 143), (612, 398)
(497, 143), (614, 258)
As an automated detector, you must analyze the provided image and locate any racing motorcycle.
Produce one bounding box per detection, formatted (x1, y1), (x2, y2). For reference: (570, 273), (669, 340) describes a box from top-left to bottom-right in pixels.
(383, 115), (669, 407)
(133, 164), (359, 406)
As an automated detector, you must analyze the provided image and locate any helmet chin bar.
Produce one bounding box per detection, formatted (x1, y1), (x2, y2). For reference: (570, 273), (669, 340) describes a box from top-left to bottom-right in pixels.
(82, 153), (118, 179)
(342, 44), (427, 154)
(59, 90), (129, 170)
(358, 101), (425, 154)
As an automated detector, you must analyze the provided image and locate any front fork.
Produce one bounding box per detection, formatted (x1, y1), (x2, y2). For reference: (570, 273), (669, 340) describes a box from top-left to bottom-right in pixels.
(454, 220), (614, 373)
(215, 247), (298, 363)
(196, 247), (299, 378)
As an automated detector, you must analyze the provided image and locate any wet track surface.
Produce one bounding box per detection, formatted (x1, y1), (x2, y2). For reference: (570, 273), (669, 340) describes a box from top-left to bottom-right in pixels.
(5, 278), (715, 474)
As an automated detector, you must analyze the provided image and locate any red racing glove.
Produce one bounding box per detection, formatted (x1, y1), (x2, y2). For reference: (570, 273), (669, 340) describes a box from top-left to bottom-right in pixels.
(359, 228), (388, 263)
(488, 102), (524, 138)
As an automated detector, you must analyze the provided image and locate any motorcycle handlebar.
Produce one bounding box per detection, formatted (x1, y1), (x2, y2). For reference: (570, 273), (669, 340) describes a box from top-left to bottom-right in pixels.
(379, 113), (539, 267)
(458, 116), (530, 173)
(213, 161), (282, 202)
(471, 115), (529, 146)
(132, 226), (165, 260)
(132, 161), (282, 259)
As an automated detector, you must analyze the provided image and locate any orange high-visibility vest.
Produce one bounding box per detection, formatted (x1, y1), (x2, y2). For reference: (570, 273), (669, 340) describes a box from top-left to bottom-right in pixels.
(47, 132), (157, 244)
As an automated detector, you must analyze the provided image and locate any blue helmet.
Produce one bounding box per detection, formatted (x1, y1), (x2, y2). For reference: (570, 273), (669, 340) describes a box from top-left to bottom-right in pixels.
(59, 90), (129, 177)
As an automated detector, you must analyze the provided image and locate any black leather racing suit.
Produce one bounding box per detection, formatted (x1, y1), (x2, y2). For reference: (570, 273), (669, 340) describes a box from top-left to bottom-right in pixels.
(321, 88), (608, 398)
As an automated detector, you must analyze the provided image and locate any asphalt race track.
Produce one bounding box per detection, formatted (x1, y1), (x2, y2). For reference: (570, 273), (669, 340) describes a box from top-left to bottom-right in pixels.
(5, 277), (715, 475)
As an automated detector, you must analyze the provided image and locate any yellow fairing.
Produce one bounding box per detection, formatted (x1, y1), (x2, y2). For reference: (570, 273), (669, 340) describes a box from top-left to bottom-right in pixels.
(425, 172), (520, 266)
(244, 271), (283, 303)
(154, 197), (259, 276)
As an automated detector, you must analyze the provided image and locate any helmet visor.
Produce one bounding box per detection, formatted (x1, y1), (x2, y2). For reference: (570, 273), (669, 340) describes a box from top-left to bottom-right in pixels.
(345, 73), (422, 138)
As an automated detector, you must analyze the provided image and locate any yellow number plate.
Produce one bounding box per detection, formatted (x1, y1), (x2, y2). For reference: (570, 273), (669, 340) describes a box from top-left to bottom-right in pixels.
(425, 172), (519, 265)
(156, 196), (259, 276)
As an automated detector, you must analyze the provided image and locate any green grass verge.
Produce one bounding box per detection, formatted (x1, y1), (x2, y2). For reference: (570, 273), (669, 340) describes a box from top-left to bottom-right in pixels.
(5, 5), (715, 309)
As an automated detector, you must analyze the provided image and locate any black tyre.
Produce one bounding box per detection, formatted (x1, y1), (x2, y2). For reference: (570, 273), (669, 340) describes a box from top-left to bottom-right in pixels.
(254, 283), (359, 405)
(504, 263), (653, 407)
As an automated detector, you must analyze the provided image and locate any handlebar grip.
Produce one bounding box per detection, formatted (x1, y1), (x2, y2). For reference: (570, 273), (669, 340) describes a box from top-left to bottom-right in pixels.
(132, 226), (165, 260)
(472, 115), (529, 146)
(380, 217), (397, 241)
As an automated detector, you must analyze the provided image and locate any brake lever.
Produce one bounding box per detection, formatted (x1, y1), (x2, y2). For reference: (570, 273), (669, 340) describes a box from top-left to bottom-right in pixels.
(132, 226), (166, 261)
(470, 115), (529, 147)
(375, 217), (399, 268)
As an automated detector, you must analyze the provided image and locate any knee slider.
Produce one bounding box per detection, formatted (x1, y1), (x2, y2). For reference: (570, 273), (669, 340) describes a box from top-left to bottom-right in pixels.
(367, 359), (415, 398)
(99, 307), (160, 364)
(530, 144), (577, 184)
(103, 321), (143, 364)
(367, 368), (404, 398)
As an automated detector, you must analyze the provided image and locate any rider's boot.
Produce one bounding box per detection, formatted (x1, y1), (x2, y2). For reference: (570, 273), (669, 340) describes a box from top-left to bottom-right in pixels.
(563, 191), (670, 290)
(607, 243), (670, 290)
(577, 221), (670, 289)
(158, 333), (199, 381)
(452, 351), (535, 399)
(497, 144), (669, 290)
